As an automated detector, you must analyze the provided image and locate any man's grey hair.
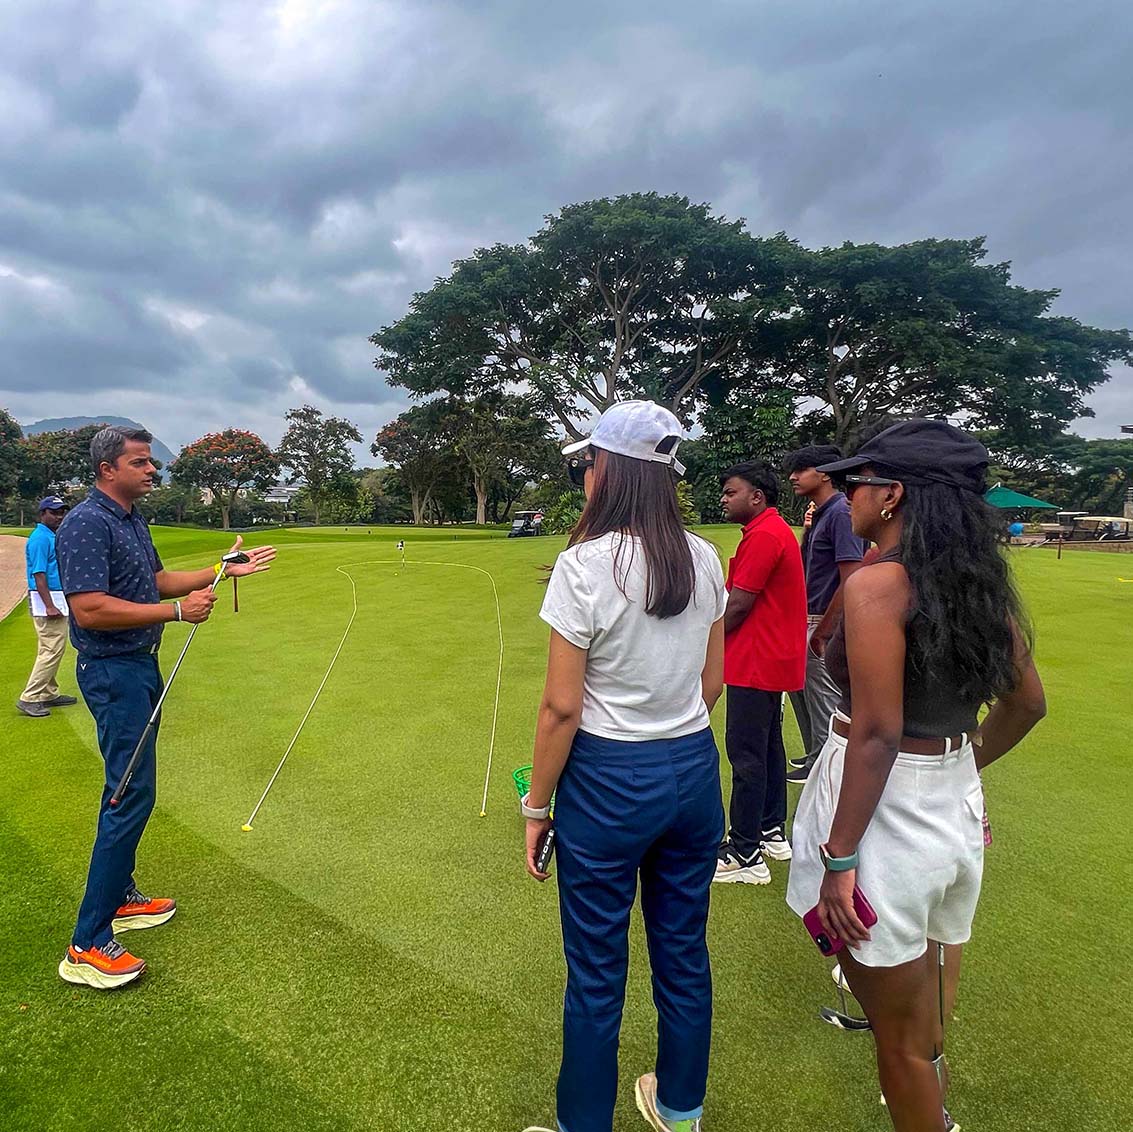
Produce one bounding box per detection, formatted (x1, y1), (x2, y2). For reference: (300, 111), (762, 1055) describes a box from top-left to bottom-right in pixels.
(91, 426), (153, 478)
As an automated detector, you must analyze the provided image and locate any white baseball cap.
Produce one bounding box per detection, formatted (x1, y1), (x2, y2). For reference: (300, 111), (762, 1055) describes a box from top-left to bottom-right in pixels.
(561, 400), (686, 475)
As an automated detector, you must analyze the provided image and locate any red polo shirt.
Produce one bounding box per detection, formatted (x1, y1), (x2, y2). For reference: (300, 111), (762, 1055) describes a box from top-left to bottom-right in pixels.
(724, 508), (807, 692)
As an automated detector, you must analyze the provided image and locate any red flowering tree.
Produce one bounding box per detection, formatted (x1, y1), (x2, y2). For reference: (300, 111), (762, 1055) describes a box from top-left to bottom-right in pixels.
(172, 429), (279, 529)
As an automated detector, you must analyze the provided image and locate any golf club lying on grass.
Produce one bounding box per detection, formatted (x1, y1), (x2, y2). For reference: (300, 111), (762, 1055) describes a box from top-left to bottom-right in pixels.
(109, 550), (250, 806)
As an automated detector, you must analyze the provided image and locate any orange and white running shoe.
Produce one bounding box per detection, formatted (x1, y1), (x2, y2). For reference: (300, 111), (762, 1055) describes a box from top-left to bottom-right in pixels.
(112, 888), (176, 934)
(59, 939), (145, 989)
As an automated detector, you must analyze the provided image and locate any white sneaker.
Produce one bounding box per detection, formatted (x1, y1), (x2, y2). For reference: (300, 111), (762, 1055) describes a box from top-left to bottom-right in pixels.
(712, 843), (771, 885)
(635, 1073), (702, 1131)
(760, 826), (792, 861)
(831, 963), (851, 992)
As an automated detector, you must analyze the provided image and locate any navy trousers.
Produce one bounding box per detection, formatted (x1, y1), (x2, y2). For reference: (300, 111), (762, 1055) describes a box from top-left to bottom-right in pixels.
(72, 651), (163, 950)
(553, 727), (724, 1132)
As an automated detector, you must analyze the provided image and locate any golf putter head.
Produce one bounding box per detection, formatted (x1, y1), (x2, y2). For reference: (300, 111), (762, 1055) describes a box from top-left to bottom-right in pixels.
(222, 551), (251, 566)
(818, 980), (872, 1032)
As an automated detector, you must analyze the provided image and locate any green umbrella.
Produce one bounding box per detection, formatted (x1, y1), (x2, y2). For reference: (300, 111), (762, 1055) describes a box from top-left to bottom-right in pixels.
(985, 485), (1057, 510)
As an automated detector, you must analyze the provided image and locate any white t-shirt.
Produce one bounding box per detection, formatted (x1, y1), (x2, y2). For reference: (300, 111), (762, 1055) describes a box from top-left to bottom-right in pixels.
(539, 531), (728, 741)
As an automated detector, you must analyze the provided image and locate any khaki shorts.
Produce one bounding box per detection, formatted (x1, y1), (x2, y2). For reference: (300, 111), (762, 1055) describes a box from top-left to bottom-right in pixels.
(786, 714), (985, 968)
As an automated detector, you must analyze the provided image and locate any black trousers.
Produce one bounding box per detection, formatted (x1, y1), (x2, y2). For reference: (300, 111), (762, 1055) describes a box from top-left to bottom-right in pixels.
(724, 685), (788, 858)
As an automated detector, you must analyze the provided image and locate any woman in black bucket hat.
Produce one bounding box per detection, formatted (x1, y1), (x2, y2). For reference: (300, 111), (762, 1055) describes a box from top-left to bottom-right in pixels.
(786, 419), (1048, 1132)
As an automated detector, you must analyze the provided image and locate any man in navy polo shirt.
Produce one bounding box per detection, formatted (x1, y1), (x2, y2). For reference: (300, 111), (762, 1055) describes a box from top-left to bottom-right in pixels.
(55, 426), (275, 989)
(17, 495), (78, 718)
(784, 445), (867, 783)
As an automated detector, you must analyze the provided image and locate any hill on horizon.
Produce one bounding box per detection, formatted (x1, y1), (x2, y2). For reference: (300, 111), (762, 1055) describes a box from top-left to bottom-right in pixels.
(22, 416), (176, 466)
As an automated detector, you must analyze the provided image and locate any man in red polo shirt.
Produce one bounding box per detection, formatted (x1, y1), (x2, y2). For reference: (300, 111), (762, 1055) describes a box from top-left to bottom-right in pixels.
(714, 460), (806, 885)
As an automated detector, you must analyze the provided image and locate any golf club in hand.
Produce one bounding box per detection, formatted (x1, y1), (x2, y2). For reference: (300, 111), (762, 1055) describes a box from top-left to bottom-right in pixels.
(109, 550), (250, 806)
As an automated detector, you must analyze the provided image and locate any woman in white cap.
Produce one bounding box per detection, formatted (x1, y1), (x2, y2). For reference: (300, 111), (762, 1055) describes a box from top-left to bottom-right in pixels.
(521, 401), (727, 1132)
(786, 420), (1047, 1132)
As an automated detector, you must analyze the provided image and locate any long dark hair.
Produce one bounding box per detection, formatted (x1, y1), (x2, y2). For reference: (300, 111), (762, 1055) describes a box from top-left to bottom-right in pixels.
(568, 446), (696, 618)
(895, 478), (1031, 703)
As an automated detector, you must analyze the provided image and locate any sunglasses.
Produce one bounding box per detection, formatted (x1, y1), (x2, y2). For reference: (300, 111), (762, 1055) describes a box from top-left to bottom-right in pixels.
(567, 456), (594, 488)
(842, 474), (899, 497)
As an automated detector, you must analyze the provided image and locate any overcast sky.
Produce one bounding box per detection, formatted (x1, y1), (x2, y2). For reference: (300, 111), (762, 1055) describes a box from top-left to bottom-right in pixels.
(1, 0), (1130, 463)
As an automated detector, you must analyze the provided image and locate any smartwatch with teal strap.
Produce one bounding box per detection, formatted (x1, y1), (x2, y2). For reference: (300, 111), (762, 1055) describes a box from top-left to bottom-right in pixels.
(819, 843), (859, 872)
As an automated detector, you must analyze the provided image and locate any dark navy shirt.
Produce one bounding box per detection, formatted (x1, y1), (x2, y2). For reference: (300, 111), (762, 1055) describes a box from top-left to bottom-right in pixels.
(57, 488), (165, 658)
(800, 492), (867, 615)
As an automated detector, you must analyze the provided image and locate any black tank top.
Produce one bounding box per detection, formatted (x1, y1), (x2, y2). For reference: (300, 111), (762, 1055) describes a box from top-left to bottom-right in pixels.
(824, 553), (982, 739)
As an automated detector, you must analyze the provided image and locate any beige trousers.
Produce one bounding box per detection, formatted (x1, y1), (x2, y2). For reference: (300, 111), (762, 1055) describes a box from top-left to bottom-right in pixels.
(21, 613), (68, 703)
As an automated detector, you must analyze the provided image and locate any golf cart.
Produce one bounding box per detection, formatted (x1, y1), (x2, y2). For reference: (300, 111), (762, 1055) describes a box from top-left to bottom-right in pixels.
(508, 510), (544, 538)
(1040, 513), (1131, 542)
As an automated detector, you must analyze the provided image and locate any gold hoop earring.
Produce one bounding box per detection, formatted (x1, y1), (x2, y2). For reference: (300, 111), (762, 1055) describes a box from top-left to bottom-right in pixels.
(881, 508), (893, 521)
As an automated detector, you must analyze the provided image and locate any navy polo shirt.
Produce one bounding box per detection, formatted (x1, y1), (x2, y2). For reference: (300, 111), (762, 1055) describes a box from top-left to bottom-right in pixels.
(57, 488), (166, 658)
(800, 492), (867, 615)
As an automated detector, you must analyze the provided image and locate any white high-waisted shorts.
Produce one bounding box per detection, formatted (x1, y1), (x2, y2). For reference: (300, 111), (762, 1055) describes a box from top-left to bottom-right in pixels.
(786, 712), (985, 968)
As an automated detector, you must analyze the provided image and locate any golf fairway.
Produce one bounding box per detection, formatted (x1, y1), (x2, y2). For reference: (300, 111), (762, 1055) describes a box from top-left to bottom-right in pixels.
(0, 525), (1129, 1131)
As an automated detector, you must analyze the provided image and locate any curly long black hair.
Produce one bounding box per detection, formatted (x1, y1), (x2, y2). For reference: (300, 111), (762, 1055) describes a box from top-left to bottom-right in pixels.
(890, 477), (1032, 705)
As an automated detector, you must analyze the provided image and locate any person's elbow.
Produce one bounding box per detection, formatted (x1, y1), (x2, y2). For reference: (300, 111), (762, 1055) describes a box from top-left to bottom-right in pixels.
(541, 692), (582, 729)
(67, 595), (101, 629)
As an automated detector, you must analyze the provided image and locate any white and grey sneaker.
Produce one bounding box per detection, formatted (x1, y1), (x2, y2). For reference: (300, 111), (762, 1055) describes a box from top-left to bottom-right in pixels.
(635, 1073), (702, 1132)
(712, 842), (771, 885)
(760, 825), (792, 861)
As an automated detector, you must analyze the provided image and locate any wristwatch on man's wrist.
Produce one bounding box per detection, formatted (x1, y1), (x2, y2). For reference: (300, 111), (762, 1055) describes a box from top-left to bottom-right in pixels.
(520, 792), (551, 820)
(819, 843), (859, 872)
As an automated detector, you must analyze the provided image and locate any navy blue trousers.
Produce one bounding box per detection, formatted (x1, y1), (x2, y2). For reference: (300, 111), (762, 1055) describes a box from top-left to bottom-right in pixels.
(554, 727), (723, 1132)
(72, 652), (163, 950)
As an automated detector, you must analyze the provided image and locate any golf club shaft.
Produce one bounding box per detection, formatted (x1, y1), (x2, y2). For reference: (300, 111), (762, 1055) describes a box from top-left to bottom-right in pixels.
(109, 565), (230, 805)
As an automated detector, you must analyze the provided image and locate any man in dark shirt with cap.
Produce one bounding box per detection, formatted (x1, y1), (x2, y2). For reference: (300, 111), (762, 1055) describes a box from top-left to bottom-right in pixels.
(784, 445), (867, 784)
(55, 426), (275, 989)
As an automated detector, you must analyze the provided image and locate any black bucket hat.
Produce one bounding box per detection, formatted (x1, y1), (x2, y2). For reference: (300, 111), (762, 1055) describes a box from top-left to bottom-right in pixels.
(818, 419), (989, 495)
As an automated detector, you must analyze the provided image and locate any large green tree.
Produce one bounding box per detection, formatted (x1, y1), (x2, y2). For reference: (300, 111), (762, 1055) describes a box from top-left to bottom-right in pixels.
(452, 393), (553, 524)
(17, 423), (108, 498)
(759, 238), (1132, 447)
(373, 193), (795, 436)
(0, 408), (23, 503)
(171, 430), (279, 530)
(680, 386), (799, 522)
(371, 401), (462, 525)
(276, 405), (363, 526)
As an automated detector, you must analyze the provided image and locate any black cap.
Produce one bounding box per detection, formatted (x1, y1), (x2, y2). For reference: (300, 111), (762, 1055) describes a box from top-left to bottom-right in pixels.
(786, 444), (842, 473)
(818, 420), (989, 495)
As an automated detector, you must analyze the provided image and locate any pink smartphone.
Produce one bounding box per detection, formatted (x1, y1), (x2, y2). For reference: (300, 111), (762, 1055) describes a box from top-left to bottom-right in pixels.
(804, 887), (879, 956)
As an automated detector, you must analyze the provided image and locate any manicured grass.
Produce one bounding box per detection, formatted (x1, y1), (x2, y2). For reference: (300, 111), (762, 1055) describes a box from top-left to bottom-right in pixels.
(0, 527), (1129, 1131)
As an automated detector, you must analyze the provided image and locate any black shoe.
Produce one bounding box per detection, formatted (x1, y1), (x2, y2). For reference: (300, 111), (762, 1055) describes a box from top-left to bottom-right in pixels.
(17, 700), (50, 718)
(713, 841), (771, 885)
(760, 825), (793, 861)
(786, 762), (813, 784)
(45, 695), (78, 707)
(944, 1109), (960, 1132)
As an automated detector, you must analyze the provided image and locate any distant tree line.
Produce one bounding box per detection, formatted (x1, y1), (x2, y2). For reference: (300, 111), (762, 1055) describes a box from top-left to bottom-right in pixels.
(2, 192), (1131, 529)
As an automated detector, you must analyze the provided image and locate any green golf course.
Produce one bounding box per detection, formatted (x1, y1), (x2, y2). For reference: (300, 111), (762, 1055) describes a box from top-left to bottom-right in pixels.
(1, 525), (1129, 1131)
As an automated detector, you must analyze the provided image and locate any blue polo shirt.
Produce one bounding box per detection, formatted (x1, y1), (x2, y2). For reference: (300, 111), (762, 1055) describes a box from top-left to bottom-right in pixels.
(25, 523), (62, 590)
(800, 492), (867, 615)
(57, 488), (166, 658)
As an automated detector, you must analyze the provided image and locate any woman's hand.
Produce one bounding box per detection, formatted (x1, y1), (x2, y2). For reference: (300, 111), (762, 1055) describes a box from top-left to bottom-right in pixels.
(525, 817), (553, 881)
(817, 868), (871, 949)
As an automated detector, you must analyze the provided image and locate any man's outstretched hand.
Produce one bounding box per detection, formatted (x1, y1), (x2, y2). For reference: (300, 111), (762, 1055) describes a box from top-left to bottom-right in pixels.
(224, 535), (277, 577)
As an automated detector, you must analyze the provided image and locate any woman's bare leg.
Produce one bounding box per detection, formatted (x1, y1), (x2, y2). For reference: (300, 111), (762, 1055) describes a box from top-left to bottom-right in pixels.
(841, 947), (948, 1132)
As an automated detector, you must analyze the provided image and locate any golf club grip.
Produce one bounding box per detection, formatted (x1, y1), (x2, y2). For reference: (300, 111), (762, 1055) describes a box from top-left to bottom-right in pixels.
(109, 720), (156, 805)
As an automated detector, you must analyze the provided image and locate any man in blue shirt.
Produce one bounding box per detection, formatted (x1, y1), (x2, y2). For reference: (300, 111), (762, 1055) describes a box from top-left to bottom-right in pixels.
(784, 445), (867, 784)
(55, 426), (275, 989)
(17, 496), (78, 718)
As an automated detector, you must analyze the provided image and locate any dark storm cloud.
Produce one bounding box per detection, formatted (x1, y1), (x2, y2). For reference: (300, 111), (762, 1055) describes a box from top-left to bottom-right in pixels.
(1, 0), (1130, 453)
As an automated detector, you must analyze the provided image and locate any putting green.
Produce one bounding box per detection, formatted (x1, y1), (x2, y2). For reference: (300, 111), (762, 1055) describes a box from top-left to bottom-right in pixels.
(0, 525), (1128, 1131)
